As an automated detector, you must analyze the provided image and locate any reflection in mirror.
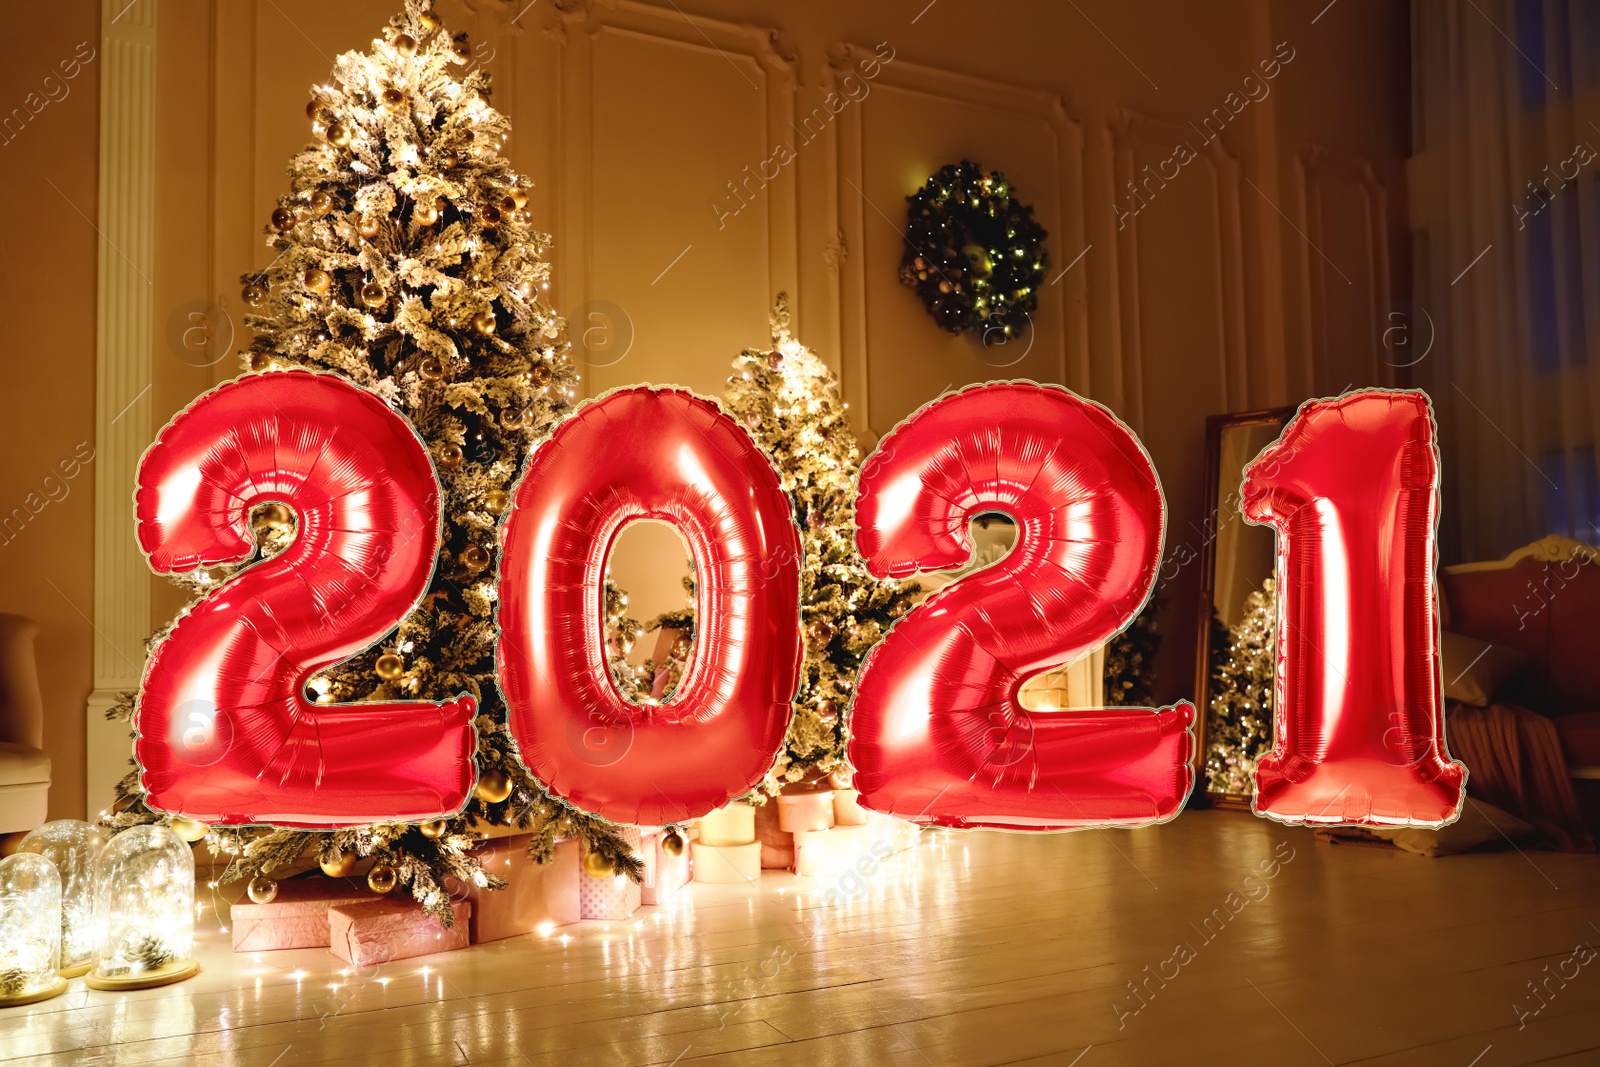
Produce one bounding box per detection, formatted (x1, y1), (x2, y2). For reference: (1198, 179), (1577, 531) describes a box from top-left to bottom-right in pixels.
(1195, 409), (1293, 806)
(602, 520), (695, 704)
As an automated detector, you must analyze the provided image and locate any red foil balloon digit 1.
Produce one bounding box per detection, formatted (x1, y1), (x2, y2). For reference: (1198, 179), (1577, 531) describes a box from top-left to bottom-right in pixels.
(849, 382), (1195, 830)
(134, 371), (476, 827)
(497, 387), (803, 826)
(1241, 389), (1466, 826)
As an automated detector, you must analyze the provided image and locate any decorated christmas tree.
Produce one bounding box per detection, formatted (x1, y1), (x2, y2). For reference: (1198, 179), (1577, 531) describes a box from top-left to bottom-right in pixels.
(1204, 581), (1276, 795)
(722, 296), (920, 792)
(105, 0), (642, 922)
(1102, 595), (1164, 707)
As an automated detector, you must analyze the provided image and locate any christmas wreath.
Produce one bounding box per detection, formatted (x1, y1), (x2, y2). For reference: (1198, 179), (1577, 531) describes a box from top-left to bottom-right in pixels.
(899, 160), (1049, 344)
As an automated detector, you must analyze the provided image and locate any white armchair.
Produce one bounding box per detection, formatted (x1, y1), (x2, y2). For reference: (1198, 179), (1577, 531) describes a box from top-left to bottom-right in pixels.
(0, 614), (50, 838)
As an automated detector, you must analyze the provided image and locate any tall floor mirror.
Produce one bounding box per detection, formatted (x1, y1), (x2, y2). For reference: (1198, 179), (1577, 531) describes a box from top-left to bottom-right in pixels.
(1193, 407), (1294, 809)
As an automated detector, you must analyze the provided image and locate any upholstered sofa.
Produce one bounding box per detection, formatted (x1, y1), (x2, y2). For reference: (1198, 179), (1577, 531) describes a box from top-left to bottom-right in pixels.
(0, 614), (50, 839)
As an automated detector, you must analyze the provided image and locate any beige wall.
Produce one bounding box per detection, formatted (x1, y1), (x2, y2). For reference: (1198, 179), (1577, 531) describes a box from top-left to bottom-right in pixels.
(0, 2), (101, 819)
(10, 0), (1412, 811)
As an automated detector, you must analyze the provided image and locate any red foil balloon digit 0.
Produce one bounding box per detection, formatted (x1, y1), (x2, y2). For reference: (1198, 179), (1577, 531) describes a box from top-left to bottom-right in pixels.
(1241, 389), (1466, 826)
(134, 371), (476, 827)
(497, 387), (802, 825)
(849, 382), (1195, 829)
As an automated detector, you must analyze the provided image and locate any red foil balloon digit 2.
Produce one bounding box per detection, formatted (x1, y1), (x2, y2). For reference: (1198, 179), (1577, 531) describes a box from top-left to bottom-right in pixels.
(134, 371), (477, 827)
(849, 382), (1195, 830)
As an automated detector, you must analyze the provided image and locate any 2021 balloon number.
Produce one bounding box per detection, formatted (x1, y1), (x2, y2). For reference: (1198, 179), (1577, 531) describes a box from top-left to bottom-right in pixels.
(133, 376), (1465, 831)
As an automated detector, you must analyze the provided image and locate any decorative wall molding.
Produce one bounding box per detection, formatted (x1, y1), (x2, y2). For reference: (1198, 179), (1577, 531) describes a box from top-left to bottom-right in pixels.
(547, 0), (797, 398)
(827, 45), (1086, 436)
(87, 0), (158, 811)
(1294, 144), (1392, 393)
(1106, 108), (1247, 431)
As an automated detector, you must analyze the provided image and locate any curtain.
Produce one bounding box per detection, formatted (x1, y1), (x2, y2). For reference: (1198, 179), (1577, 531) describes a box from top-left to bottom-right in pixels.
(1413, 0), (1600, 564)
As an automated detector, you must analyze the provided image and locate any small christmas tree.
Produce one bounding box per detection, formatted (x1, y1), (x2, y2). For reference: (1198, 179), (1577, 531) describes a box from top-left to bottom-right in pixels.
(722, 296), (920, 791)
(105, 0), (642, 922)
(1204, 581), (1277, 795)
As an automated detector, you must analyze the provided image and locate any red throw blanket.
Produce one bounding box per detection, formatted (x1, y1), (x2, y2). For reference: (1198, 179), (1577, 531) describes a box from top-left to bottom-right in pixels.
(1446, 701), (1594, 852)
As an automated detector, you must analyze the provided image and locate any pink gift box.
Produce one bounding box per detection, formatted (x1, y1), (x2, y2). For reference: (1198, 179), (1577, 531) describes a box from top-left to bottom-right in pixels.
(580, 827), (642, 920)
(328, 898), (471, 966)
(462, 834), (581, 943)
(229, 877), (375, 952)
(639, 829), (691, 905)
(777, 792), (836, 832)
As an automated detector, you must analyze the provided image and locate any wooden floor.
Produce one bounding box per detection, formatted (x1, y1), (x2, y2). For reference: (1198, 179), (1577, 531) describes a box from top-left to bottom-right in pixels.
(4, 810), (1599, 1066)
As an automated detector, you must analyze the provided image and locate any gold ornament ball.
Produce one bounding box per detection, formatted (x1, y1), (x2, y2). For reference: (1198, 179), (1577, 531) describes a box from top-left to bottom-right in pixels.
(305, 98), (320, 121)
(420, 10), (442, 32)
(485, 489), (510, 514)
(437, 442), (464, 468)
(358, 215), (382, 239)
(375, 652), (404, 681)
(529, 362), (553, 387)
(419, 356), (445, 381)
(500, 195), (518, 213)
(474, 769), (513, 804)
(481, 204), (502, 227)
(253, 501), (294, 533)
(451, 39), (472, 61)
(418, 820), (448, 840)
(360, 281), (386, 308)
(367, 864), (398, 895)
(817, 698), (839, 722)
(381, 87), (405, 112)
(472, 311), (496, 336)
(304, 268), (331, 294)
(745, 413), (762, 431)
(582, 850), (616, 879)
(247, 876), (278, 905)
(319, 852), (358, 878)
(807, 620), (835, 646)
(242, 282), (268, 308)
(394, 33), (418, 56)
(461, 545), (490, 572)
(510, 188), (528, 209)
(325, 121), (351, 148)
(661, 832), (686, 858)
(766, 350), (782, 370)
(309, 190), (335, 216)
(249, 352), (274, 372)
(500, 407), (528, 431)
(270, 207), (295, 232)
(169, 817), (209, 843)
(413, 200), (439, 226)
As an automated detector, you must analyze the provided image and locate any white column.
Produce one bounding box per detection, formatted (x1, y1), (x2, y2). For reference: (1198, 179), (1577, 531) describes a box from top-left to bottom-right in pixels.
(86, 0), (156, 816)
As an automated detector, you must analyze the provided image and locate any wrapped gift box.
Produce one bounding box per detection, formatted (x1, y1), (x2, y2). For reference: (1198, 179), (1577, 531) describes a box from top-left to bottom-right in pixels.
(753, 799), (795, 870)
(793, 826), (874, 878)
(328, 899), (470, 966)
(697, 803), (755, 846)
(462, 834), (581, 944)
(692, 840), (761, 884)
(639, 829), (691, 905)
(580, 827), (642, 920)
(833, 788), (869, 826)
(229, 877), (375, 953)
(777, 792), (835, 833)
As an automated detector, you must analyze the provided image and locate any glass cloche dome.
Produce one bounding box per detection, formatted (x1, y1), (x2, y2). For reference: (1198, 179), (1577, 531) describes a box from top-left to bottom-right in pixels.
(18, 819), (105, 978)
(0, 852), (68, 1006)
(84, 824), (200, 990)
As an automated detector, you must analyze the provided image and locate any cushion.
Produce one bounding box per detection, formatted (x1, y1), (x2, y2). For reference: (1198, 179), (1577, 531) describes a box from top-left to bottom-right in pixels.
(1440, 631), (1530, 707)
(1366, 798), (1534, 857)
(0, 742), (49, 787)
(1554, 711), (1600, 770)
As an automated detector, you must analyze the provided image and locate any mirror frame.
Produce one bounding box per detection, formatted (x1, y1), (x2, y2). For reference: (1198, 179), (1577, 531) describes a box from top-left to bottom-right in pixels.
(1192, 406), (1295, 809)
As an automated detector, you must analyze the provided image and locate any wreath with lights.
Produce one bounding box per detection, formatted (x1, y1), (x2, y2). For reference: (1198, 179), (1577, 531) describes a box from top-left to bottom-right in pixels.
(899, 160), (1049, 344)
